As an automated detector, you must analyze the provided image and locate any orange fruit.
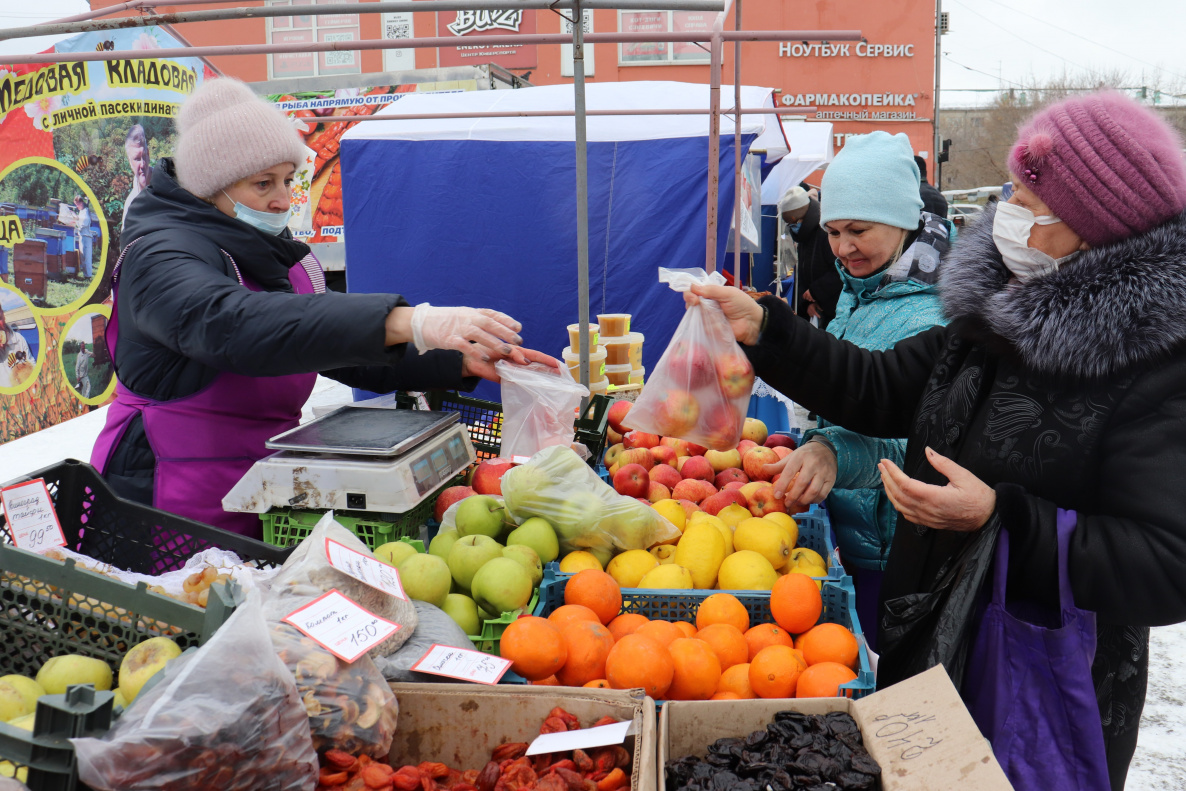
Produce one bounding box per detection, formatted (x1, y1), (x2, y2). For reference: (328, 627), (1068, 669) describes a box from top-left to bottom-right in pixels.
(532, 675), (561, 686)
(556, 621), (615, 687)
(548, 604), (601, 630)
(769, 574), (823, 634)
(696, 593), (750, 633)
(797, 623), (860, 669)
(796, 662), (858, 698)
(674, 621), (698, 638)
(666, 638), (722, 701)
(634, 619), (683, 649)
(564, 569), (623, 625)
(500, 616), (567, 681)
(744, 623), (794, 661)
(584, 679), (612, 689)
(749, 645), (806, 699)
(711, 691), (742, 700)
(605, 634), (675, 698)
(694, 624), (749, 670)
(716, 663), (756, 699)
(607, 613), (650, 642)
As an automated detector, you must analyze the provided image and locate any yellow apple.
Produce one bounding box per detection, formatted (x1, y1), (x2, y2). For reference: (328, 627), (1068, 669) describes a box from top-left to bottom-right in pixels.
(36, 655), (112, 696)
(119, 637), (182, 701)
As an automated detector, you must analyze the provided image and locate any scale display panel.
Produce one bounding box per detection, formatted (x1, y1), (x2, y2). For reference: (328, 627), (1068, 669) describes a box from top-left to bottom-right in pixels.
(266, 406), (458, 456)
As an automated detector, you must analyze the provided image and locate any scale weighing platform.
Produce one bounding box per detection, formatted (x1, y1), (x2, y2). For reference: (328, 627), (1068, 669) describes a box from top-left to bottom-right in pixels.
(222, 406), (476, 515)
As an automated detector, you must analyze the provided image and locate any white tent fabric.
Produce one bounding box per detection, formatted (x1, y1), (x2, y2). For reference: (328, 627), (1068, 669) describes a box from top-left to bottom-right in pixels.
(760, 120), (834, 205)
(345, 81), (788, 158)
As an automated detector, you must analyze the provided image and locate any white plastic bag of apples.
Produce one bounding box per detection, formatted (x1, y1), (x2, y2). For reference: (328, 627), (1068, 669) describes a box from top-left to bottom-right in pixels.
(623, 268), (755, 450)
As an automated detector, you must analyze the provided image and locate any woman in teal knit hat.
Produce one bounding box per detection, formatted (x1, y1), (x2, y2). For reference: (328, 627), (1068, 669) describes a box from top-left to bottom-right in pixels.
(774, 131), (951, 646)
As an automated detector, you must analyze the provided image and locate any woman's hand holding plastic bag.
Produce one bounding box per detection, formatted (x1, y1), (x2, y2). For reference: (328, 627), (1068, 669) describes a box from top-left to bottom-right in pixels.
(684, 282), (765, 346)
(626, 269), (756, 450)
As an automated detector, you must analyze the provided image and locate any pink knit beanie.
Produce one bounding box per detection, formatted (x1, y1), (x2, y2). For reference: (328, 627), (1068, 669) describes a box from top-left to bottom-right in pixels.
(174, 78), (307, 198)
(1008, 90), (1186, 247)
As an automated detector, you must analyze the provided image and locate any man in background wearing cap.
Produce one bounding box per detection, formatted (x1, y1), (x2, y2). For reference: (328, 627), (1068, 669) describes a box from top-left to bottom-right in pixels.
(779, 185), (841, 328)
(914, 155), (948, 219)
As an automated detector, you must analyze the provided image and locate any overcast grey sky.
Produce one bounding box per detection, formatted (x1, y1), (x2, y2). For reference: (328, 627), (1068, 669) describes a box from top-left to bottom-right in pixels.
(1, 0), (1183, 108)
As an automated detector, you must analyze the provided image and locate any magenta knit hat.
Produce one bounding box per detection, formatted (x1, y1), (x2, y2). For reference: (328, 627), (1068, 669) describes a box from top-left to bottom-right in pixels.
(1008, 90), (1186, 247)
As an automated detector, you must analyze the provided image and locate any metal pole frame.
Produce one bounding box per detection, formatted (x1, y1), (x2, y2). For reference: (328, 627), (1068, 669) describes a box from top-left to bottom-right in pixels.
(571, 0), (592, 402)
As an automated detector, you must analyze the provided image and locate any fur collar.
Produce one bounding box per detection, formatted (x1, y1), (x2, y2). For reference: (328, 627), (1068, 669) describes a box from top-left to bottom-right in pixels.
(941, 203), (1186, 380)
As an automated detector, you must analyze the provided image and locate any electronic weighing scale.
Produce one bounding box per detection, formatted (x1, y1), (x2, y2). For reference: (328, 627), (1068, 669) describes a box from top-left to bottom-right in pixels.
(222, 405), (476, 515)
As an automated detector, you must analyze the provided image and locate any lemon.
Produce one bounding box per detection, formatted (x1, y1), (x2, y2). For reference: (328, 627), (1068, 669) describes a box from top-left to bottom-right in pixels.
(652, 499), (687, 532)
(733, 518), (792, 569)
(607, 550), (660, 588)
(790, 547), (825, 570)
(559, 551), (603, 573)
(638, 564), (695, 589)
(673, 523), (727, 589)
(716, 503), (752, 529)
(788, 566), (825, 590)
(763, 513), (799, 547)
(650, 545), (678, 565)
(717, 550), (779, 591)
(688, 512), (734, 555)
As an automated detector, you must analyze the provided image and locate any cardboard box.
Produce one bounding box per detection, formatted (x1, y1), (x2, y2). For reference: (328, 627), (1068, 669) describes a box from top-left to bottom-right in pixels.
(659, 666), (1013, 791)
(389, 683), (657, 791)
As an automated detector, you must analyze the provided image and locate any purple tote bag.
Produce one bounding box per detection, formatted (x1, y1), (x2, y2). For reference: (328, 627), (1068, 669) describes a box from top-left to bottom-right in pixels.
(963, 509), (1110, 791)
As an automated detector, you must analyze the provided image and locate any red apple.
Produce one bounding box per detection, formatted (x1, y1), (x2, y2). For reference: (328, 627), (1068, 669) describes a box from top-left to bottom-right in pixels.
(649, 463), (683, 490)
(680, 455), (715, 483)
(672, 478), (710, 504)
(694, 480), (719, 501)
(607, 426), (623, 445)
(647, 482), (671, 503)
(737, 439), (758, 456)
(701, 489), (748, 516)
(742, 418), (768, 445)
(716, 350), (755, 399)
(618, 448), (655, 471)
(624, 430), (661, 450)
(748, 483), (788, 517)
(685, 442), (708, 456)
(636, 497), (651, 504)
(434, 485), (476, 522)
(660, 436), (693, 457)
(650, 445), (678, 467)
(668, 339), (716, 388)
(608, 400), (632, 433)
(772, 446), (792, 460)
(764, 433), (798, 450)
(723, 481), (746, 491)
(714, 468), (749, 489)
(603, 442), (625, 468)
(742, 447), (780, 481)
(613, 463), (650, 498)
(472, 459), (515, 495)
(678, 499), (702, 519)
(652, 390), (701, 437)
(703, 403), (744, 450)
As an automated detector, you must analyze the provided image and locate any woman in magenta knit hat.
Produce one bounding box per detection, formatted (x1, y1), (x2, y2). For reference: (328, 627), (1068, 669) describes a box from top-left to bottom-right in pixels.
(688, 90), (1186, 788)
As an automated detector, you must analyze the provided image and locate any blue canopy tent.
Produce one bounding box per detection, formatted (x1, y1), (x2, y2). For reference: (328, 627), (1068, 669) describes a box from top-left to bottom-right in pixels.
(340, 81), (788, 401)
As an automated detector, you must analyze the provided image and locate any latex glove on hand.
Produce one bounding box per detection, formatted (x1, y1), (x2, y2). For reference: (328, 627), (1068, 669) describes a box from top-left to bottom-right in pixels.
(411, 303), (523, 361)
(462, 348), (562, 382)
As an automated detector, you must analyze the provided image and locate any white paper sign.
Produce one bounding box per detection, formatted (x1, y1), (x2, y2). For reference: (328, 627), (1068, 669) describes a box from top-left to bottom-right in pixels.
(324, 538), (408, 600)
(411, 643), (512, 685)
(283, 589), (400, 663)
(527, 720), (634, 756)
(1, 479), (66, 553)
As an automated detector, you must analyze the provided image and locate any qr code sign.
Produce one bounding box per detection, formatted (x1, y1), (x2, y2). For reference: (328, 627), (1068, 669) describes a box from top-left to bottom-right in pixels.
(385, 20), (410, 38)
(324, 31), (356, 65)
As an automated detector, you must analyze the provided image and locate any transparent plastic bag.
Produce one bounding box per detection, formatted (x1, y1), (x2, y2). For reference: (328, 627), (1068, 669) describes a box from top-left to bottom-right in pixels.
(624, 268), (755, 450)
(372, 600), (476, 682)
(501, 445), (681, 557)
(497, 360), (589, 460)
(72, 590), (319, 791)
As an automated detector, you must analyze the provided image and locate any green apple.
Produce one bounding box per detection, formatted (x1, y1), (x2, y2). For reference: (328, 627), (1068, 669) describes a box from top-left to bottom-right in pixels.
(455, 496), (507, 539)
(429, 528), (461, 560)
(551, 491), (605, 539)
(589, 547), (613, 568)
(501, 545), (543, 586)
(442, 593), (482, 636)
(506, 517), (560, 564)
(470, 557), (533, 618)
(36, 655), (113, 695)
(0, 676), (43, 722)
(119, 636), (182, 702)
(396, 554), (452, 608)
(447, 535), (504, 591)
(374, 541), (419, 569)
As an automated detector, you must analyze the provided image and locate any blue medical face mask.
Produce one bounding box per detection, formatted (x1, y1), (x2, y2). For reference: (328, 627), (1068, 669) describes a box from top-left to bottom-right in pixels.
(222, 191), (292, 235)
(790, 222), (802, 233)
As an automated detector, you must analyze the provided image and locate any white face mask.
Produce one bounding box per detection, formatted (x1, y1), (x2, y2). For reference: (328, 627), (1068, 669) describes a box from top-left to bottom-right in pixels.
(993, 201), (1079, 283)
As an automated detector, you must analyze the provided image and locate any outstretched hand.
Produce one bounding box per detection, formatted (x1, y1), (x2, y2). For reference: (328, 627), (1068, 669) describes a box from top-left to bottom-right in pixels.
(462, 347), (560, 382)
(878, 447), (996, 531)
(766, 441), (838, 511)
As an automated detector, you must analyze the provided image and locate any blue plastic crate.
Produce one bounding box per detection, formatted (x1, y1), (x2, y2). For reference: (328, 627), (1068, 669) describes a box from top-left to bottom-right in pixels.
(521, 575), (874, 699)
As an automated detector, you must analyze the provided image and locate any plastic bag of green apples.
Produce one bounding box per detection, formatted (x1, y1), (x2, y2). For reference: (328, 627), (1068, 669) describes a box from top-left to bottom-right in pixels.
(501, 445), (682, 564)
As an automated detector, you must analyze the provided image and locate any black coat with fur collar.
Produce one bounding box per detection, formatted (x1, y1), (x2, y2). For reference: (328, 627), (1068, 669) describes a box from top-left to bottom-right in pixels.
(746, 204), (1186, 744)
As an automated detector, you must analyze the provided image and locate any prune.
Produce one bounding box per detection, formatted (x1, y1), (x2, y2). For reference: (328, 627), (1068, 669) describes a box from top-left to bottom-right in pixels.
(705, 753), (733, 768)
(709, 738), (744, 756)
(850, 753), (881, 777)
(737, 762), (777, 779)
(765, 722), (793, 741)
(745, 731), (769, 749)
(824, 712), (860, 737)
(836, 731), (864, 752)
(769, 770), (792, 791)
(836, 770), (876, 790)
(788, 733), (814, 750)
(790, 775), (820, 787)
(710, 771), (739, 791)
(692, 763), (715, 781)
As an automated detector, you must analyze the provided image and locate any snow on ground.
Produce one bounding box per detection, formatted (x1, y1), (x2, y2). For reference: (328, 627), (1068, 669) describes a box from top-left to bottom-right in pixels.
(0, 378), (1183, 784)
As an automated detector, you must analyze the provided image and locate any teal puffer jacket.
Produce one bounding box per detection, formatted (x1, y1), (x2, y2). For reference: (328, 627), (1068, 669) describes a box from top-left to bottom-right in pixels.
(803, 212), (951, 571)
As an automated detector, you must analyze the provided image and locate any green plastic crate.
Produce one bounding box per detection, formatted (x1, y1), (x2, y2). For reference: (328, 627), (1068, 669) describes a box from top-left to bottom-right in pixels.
(469, 589), (540, 656)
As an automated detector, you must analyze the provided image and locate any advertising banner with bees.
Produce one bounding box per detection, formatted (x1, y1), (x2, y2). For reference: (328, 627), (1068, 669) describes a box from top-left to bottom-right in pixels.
(0, 27), (215, 442)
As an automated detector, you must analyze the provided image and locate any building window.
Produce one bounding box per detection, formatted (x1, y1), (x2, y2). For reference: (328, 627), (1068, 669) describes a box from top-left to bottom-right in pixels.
(267, 0), (361, 79)
(618, 10), (711, 65)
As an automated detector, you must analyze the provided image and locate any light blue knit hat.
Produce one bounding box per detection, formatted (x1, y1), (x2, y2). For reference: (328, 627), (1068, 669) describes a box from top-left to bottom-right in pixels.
(820, 131), (923, 230)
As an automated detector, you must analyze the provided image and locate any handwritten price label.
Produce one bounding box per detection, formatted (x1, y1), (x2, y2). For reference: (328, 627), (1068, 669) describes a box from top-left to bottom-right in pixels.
(411, 643), (512, 685)
(868, 712), (944, 761)
(325, 538), (408, 600)
(1, 479), (66, 553)
(283, 589), (401, 663)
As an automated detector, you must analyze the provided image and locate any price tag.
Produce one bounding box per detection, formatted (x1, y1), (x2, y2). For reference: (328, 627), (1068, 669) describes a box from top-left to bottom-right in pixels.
(283, 589), (400, 663)
(324, 538), (408, 600)
(1, 479), (66, 553)
(411, 643), (512, 685)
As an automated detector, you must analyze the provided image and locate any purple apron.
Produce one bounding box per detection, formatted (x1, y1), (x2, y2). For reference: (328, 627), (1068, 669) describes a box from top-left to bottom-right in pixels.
(91, 240), (324, 538)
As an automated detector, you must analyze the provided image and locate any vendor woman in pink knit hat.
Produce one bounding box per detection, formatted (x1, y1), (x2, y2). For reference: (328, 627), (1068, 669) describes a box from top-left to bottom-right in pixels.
(91, 78), (553, 538)
(687, 90), (1186, 789)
